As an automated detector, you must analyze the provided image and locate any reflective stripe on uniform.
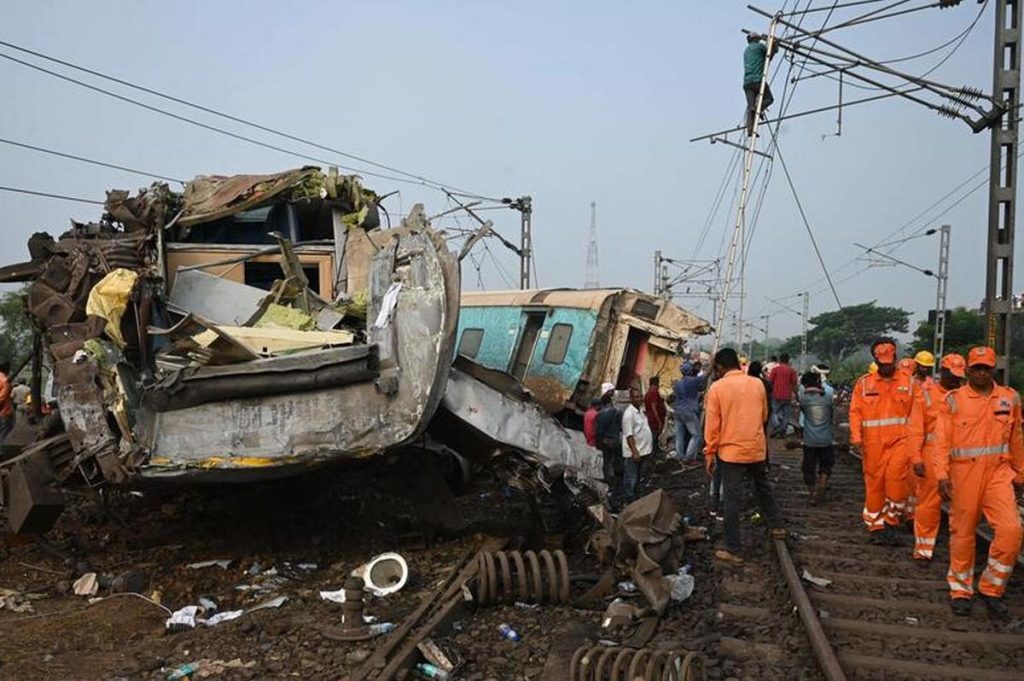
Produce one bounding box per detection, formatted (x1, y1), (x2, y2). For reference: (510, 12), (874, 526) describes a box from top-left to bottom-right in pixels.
(950, 444), (1009, 459)
(988, 557), (1014, 574)
(982, 572), (1008, 586)
(862, 417), (909, 427)
(915, 537), (936, 546)
(925, 433), (936, 443)
(947, 569), (973, 594)
(915, 550), (934, 559)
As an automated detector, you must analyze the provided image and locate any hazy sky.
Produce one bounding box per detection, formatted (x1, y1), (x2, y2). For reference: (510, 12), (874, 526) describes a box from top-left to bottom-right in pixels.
(0, 1), (1012, 340)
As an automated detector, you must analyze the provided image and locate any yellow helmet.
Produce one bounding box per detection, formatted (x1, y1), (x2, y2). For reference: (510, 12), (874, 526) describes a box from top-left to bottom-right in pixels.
(868, 362), (878, 374)
(914, 350), (935, 367)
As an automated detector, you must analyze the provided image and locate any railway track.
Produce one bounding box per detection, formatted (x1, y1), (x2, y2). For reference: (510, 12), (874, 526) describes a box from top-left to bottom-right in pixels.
(762, 444), (1024, 680)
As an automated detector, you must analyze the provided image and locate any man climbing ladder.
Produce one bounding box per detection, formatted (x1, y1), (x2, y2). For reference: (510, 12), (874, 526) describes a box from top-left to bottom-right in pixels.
(743, 33), (777, 136)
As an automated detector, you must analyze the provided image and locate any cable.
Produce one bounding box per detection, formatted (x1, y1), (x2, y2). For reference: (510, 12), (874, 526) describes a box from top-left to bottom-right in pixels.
(0, 185), (104, 205)
(775, 142), (844, 308)
(0, 38), (500, 201)
(0, 137), (184, 183)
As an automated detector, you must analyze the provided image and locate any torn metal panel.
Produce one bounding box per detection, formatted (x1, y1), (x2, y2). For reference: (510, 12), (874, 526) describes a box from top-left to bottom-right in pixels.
(168, 269), (268, 326)
(137, 220), (459, 480)
(437, 357), (606, 494)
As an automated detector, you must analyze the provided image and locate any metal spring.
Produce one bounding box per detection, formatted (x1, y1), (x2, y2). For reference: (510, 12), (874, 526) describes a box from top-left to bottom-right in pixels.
(568, 646), (707, 681)
(475, 549), (570, 605)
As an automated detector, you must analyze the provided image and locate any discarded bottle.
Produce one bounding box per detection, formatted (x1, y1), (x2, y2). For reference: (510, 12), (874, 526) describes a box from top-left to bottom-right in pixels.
(166, 663), (198, 680)
(369, 622), (396, 636)
(415, 662), (451, 680)
(750, 511), (764, 525)
(498, 623), (521, 642)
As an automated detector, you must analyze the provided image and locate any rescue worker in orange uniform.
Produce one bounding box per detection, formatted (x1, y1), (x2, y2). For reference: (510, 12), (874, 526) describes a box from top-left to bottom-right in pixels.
(905, 351), (937, 523)
(911, 353), (964, 563)
(849, 339), (924, 544)
(935, 346), (1024, 619)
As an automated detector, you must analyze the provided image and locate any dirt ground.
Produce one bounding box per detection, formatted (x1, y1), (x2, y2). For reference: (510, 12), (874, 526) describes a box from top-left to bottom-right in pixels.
(0, 443), (815, 681)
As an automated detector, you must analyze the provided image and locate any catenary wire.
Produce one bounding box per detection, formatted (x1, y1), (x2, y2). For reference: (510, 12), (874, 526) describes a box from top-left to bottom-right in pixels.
(0, 185), (105, 205)
(0, 137), (184, 184)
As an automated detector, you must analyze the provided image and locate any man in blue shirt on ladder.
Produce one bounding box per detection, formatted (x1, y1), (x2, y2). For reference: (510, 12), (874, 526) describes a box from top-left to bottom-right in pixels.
(744, 33), (776, 136)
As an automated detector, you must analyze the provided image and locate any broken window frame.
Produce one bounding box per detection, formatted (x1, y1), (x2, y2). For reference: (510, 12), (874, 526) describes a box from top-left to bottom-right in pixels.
(542, 323), (573, 365)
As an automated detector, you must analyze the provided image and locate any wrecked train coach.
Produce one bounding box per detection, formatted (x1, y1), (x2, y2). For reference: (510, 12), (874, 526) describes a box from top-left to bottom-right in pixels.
(457, 288), (711, 418)
(0, 167), (460, 534)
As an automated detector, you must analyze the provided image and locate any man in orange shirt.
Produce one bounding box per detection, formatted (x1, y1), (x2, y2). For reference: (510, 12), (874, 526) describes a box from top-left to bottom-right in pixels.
(849, 339), (924, 545)
(911, 353), (964, 563)
(935, 346), (1024, 619)
(704, 348), (785, 565)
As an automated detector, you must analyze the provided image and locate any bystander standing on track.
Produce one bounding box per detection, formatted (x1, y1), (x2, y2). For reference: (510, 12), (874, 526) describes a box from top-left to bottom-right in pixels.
(703, 348), (785, 565)
(849, 339), (924, 545)
(621, 386), (653, 504)
(934, 346), (1024, 620)
(798, 371), (835, 503)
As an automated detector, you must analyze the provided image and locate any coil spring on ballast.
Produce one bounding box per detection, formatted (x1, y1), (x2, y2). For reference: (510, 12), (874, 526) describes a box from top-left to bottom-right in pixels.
(568, 646), (707, 681)
(474, 549), (570, 605)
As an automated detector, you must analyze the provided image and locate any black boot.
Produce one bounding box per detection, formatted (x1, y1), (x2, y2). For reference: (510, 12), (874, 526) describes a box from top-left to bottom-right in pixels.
(950, 598), (972, 617)
(981, 594), (1011, 622)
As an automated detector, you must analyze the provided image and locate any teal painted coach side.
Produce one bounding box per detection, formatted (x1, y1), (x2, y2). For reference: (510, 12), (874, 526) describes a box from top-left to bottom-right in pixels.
(456, 306), (598, 397)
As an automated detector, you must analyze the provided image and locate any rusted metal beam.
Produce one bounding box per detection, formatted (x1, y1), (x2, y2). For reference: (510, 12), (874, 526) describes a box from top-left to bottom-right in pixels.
(773, 538), (848, 681)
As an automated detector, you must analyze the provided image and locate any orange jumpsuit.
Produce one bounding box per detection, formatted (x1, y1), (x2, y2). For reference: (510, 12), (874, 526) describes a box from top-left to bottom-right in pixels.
(904, 376), (934, 522)
(934, 384), (1024, 599)
(911, 378), (947, 559)
(849, 371), (924, 532)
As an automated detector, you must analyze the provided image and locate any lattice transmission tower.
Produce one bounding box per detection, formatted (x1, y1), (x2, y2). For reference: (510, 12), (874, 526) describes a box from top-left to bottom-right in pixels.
(584, 201), (600, 289)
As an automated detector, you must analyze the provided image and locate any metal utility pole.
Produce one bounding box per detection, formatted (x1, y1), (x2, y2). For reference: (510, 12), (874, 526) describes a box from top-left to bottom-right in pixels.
(761, 314), (770, 361)
(661, 261), (670, 300)
(933, 224), (951, 362)
(516, 196), (533, 289)
(654, 250), (663, 296)
(800, 291), (810, 372)
(584, 201), (600, 289)
(985, 0), (1020, 384)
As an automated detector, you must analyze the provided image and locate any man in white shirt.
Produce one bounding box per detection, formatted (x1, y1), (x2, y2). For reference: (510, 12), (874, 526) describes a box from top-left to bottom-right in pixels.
(621, 386), (653, 503)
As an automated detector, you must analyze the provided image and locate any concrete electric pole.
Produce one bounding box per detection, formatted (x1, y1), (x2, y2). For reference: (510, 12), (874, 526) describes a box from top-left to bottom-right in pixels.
(985, 0), (1020, 384)
(516, 195), (533, 289)
(654, 250), (662, 296)
(933, 224), (951, 362)
(584, 201), (600, 289)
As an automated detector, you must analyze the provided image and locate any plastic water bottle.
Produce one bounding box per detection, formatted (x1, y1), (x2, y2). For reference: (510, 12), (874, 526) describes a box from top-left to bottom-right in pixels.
(669, 565), (695, 602)
(415, 662), (451, 680)
(498, 623), (521, 642)
(166, 663), (198, 680)
(369, 622), (396, 636)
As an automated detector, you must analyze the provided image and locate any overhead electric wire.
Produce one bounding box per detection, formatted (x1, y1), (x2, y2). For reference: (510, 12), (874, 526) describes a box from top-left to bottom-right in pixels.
(0, 137), (184, 184)
(0, 185), (104, 205)
(0, 38), (500, 202)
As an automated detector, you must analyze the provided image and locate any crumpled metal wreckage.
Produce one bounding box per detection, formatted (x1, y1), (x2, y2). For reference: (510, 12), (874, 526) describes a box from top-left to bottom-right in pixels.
(0, 166), (607, 535)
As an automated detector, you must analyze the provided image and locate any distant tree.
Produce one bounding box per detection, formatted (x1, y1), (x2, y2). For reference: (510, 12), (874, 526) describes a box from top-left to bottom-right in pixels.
(806, 301), (909, 363)
(911, 307), (985, 357)
(0, 288), (33, 370)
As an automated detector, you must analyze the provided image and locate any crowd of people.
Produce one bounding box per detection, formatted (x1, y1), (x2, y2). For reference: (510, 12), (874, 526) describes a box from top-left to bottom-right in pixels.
(586, 338), (1023, 622)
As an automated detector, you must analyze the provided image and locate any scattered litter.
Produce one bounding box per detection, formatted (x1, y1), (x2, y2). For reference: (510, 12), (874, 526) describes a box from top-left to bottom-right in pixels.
(0, 588), (34, 613)
(166, 605), (200, 631)
(498, 623), (521, 642)
(461, 584), (474, 602)
(247, 563), (264, 576)
(204, 610), (244, 627)
(792, 533), (820, 542)
(73, 573), (99, 597)
(904, 616), (919, 626)
(351, 552), (408, 597)
(415, 662), (451, 680)
(667, 566), (695, 602)
(368, 622), (396, 636)
(198, 597), (217, 612)
(319, 589), (347, 604)
(514, 601), (540, 609)
(418, 638), (455, 672)
(602, 598), (642, 628)
(597, 639), (619, 647)
(248, 595), (288, 612)
(372, 282), (403, 329)
(801, 569), (833, 588)
(296, 563), (318, 571)
(818, 609), (830, 619)
(166, 662), (199, 680)
(187, 560), (232, 570)
(617, 581), (638, 593)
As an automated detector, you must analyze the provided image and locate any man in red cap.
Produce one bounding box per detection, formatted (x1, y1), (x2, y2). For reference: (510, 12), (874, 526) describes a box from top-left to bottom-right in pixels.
(910, 353), (964, 563)
(934, 346), (1024, 619)
(849, 338), (924, 544)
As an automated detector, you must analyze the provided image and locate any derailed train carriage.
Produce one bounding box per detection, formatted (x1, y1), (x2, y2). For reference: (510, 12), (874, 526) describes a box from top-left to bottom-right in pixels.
(0, 167), (607, 537)
(0, 167), (462, 533)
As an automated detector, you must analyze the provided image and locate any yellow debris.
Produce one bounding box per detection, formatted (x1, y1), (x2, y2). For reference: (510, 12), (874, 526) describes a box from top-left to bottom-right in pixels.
(85, 268), (139, 347)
